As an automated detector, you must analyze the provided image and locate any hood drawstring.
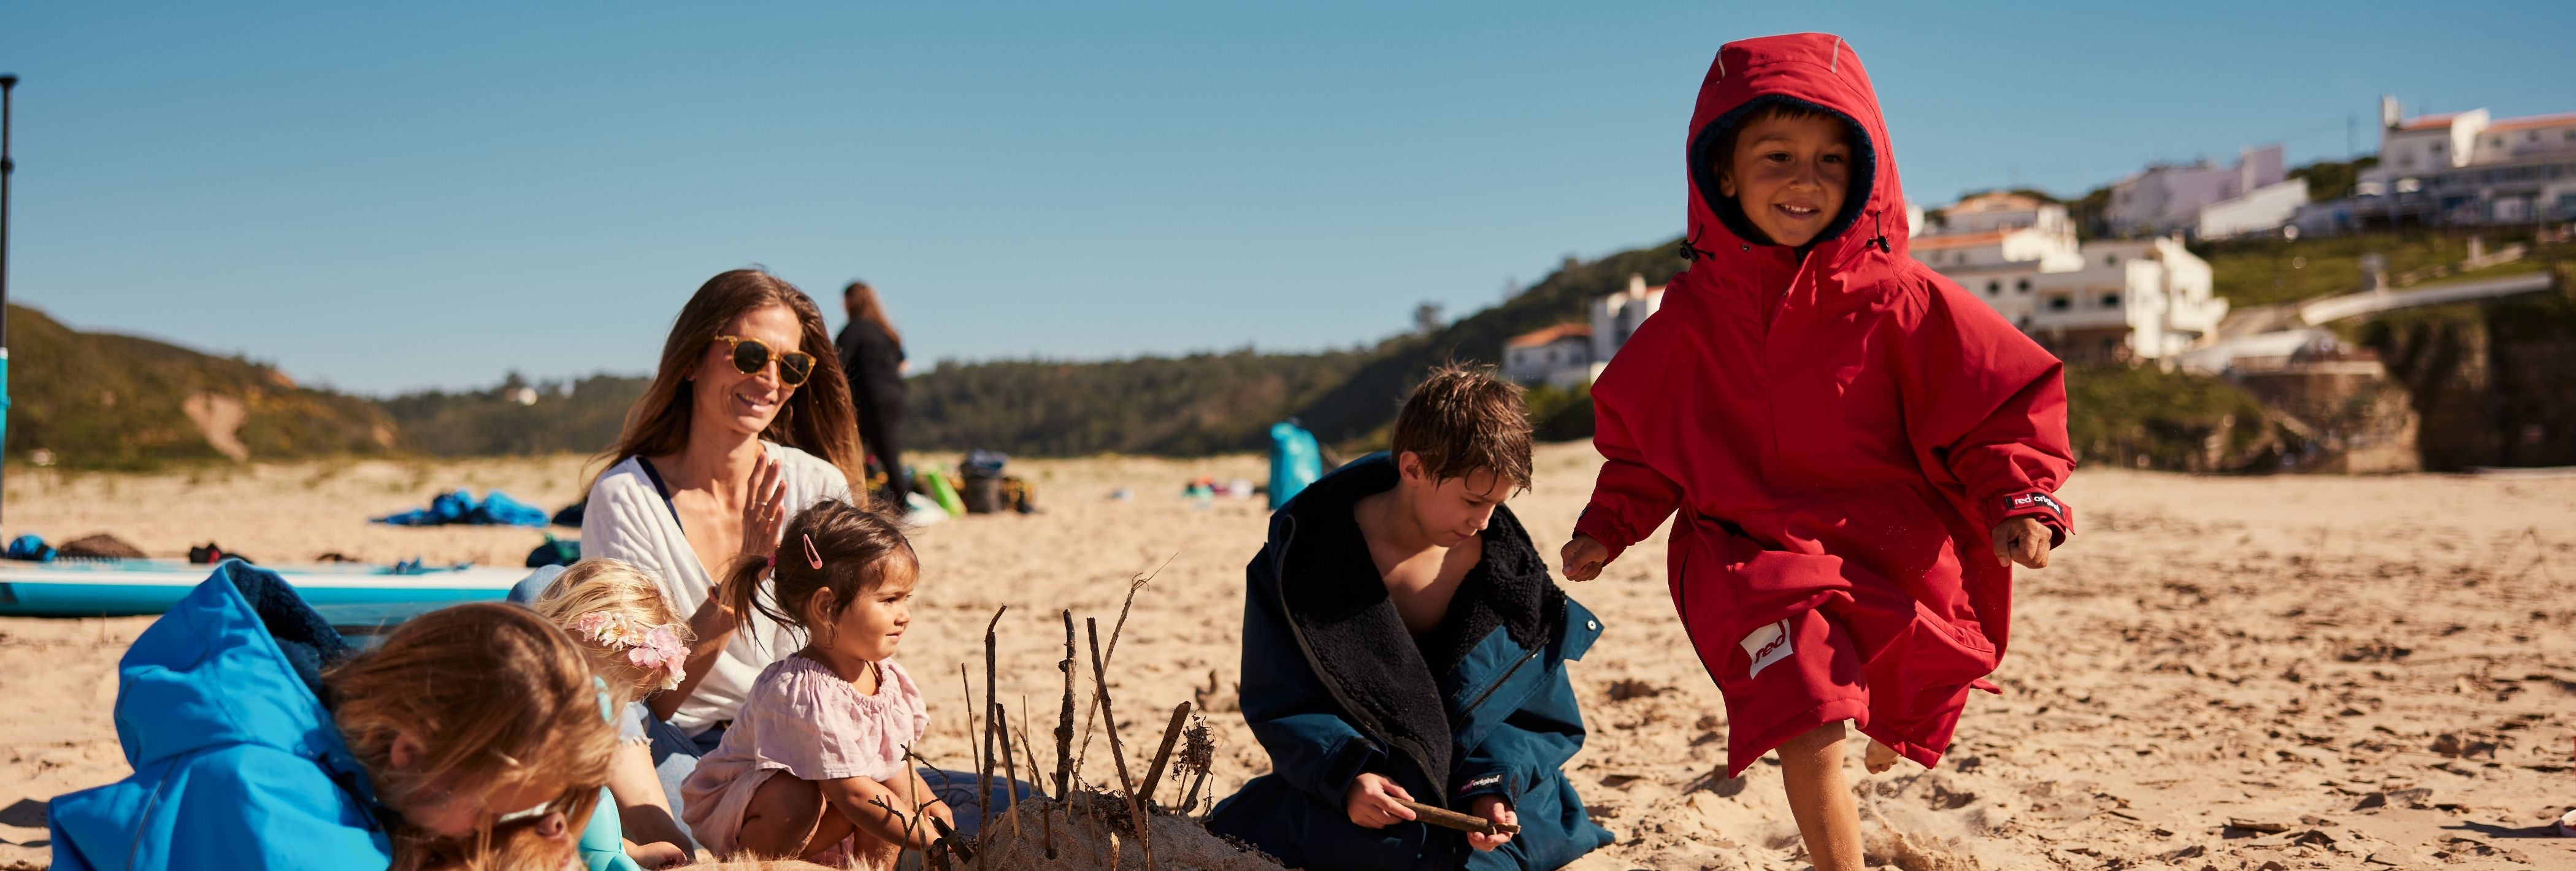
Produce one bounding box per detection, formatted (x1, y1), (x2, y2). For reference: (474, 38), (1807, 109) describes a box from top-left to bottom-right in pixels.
(1868, 212), (1891, 253)
(1677, 228), (1708, 263)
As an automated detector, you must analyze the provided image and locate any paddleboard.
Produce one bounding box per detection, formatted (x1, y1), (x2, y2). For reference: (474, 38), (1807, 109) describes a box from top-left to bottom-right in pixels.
(0, 559), (529, 624)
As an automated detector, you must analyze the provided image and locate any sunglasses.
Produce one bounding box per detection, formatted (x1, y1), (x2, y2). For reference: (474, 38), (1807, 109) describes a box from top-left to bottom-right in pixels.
(712, 334), (815, 387)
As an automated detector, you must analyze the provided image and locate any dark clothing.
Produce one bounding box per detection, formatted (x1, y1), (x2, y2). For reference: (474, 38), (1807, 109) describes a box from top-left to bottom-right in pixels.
(1208, 455), (1614, 871)
(834, 318), (908, 488)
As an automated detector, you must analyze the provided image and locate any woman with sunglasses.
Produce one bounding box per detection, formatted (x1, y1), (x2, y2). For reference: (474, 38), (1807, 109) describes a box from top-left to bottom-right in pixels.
(578, 268), (866, 837)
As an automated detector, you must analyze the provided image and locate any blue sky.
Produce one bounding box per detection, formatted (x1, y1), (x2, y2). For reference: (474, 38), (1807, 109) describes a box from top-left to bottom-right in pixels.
(5, 1), (2570, 394)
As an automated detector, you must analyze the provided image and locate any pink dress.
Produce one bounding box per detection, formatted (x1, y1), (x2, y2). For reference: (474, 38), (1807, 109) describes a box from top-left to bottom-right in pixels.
(680, 655), (930, 857)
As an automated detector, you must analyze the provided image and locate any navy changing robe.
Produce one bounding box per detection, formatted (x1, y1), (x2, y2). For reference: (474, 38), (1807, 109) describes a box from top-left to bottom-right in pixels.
(1208, 455), (1616, 870)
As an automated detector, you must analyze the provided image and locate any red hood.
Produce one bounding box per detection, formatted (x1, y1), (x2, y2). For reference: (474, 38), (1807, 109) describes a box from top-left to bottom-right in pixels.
(1681, 33), (1910, 277)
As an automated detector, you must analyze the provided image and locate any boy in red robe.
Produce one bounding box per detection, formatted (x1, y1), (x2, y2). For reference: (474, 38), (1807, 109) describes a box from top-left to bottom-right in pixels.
(1558, 33), (2075, 869)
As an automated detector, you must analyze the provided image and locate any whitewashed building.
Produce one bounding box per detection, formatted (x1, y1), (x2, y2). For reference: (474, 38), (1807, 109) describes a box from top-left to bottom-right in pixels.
(1917, 194), (2228, 364)
(1502, 323), (1593, 389)
(2357, 96), (2576, 226)
(2106, 144), (2306, 237)
(1501, 274), (1669, 389)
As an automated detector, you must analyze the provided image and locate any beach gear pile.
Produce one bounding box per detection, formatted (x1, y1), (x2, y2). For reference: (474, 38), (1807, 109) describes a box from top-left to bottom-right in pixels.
(372, 488), (551, 527)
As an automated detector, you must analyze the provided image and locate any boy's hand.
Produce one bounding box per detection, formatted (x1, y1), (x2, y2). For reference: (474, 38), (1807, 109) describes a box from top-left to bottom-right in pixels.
(1561, 534), (1611, 581)
(1342, 773), (1419, 829)
(1465, 795), (1517, 851)
(1991, 517), (2052, 569)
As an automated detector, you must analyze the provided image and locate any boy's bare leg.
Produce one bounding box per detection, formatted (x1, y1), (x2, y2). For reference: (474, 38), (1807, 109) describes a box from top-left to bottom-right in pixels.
(1865, 738), (1902, 774)
(1776, 722), (1865, 871)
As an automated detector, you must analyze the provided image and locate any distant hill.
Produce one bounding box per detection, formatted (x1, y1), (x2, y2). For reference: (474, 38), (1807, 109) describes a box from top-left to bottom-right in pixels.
(903, 348), (1376, 456)
(4, 304), (395, 468)
(375, 373), (651, 458)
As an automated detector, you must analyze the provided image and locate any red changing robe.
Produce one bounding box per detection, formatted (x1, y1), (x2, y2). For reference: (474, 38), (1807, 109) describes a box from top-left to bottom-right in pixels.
(1575, 32), (2077, 777)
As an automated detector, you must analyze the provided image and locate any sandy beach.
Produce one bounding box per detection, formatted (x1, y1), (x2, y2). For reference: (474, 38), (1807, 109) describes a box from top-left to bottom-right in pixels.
(3, 443), (2572, 870)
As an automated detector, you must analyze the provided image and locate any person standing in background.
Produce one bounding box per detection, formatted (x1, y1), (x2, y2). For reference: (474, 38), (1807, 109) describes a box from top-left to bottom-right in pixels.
(836, 281), (910, 508)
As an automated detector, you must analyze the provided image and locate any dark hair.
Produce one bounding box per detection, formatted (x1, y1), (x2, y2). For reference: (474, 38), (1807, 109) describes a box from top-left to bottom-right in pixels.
(720, 499), (916, 634)
(1389, 362), (1533, 493)
(1708, 101), (1841, 182)
(594, 269), (865, 493)
(843, 280), (903, 348)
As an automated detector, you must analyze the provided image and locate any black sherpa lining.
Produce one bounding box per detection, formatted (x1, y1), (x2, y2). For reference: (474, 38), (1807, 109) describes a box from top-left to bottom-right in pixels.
(220, 559), (351, 699)
(1689, 94), (1877, 253)
(1273, 456), (1567, 801)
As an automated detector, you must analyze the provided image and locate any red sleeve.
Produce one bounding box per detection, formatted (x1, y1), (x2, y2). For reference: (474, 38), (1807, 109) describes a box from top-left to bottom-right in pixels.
(1575, 366), (1685, 562)
(1897, 277), (2078, 544)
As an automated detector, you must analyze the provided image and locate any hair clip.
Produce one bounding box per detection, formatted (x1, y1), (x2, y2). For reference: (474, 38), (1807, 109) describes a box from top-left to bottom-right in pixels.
(803, 533), (824, 570)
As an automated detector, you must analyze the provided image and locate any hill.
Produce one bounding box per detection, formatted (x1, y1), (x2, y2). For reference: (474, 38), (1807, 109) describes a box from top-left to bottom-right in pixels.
(4, 304), (395, 469)
(376, 373), (650, 458)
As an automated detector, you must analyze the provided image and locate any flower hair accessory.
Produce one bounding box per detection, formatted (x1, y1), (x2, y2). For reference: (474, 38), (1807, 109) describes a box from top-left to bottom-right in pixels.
(574, 612), (690, 691)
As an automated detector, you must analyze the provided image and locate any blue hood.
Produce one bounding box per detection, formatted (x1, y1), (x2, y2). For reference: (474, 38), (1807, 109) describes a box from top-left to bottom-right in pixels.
(50, 562), (393, 870)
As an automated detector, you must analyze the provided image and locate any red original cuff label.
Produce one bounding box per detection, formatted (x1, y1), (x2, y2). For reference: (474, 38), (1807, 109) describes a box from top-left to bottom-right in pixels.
(2003, 491), (2065, 520)
(1459, 773), (1505, 794)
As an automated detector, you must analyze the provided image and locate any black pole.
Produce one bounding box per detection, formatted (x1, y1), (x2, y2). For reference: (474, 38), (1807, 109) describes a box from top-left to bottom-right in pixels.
(1, 73), (15, 525)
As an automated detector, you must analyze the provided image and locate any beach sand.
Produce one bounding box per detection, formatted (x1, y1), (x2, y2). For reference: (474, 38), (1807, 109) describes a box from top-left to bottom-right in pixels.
(4, 443), (2573, 869)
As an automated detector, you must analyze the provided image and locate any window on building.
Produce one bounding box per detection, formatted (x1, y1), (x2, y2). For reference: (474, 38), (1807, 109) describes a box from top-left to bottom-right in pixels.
(2017, 278), (2031, 293)
(2104, 254), (2118, 266)
(2101, 293), (2122, 308)
(2491, 137), (2504, 147)
(2430, 142), (2443, 152)
(2048, 296), (2071, 311)
(1987, 280), (2001, 295)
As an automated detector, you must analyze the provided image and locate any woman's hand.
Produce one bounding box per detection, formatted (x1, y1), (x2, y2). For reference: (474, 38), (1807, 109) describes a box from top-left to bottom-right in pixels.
(740, 451), (788, 561)
(1342, 773), (1417, 829)
(1560, 534), (1611, 581)
(1465, 795), (1517, 852)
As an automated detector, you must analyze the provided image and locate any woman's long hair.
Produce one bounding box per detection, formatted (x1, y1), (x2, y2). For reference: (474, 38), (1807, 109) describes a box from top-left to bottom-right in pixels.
(596, 269), (864, 491)
(843, 280), (902, 348)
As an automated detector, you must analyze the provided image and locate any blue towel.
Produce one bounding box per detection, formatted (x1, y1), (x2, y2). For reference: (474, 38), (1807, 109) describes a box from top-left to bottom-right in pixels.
(373, 489), (551, 528)
(6, 534), (56, 562)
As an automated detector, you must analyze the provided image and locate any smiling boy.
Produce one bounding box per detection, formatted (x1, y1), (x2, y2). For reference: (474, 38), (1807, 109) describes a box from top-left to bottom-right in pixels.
(1210, 364), (1614, 870)
(1558, 34), (2076, 869)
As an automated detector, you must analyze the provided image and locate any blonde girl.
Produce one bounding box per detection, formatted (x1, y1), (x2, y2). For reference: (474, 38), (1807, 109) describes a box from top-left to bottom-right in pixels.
(532, 559), (704, 869)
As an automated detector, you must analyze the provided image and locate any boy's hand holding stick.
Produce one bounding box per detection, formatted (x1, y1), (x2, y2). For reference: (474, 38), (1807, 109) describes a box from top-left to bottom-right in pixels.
(1393, 799), (1520, 837)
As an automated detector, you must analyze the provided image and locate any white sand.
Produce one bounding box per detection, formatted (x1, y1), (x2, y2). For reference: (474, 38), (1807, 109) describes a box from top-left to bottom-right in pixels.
(5, 445), (2574, 869)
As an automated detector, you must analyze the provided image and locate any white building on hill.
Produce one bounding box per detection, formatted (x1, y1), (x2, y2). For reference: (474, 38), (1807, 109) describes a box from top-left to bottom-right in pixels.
(1917, 194), (2228, 364)
(2106, 144), (2307, 238)
(2356, 96), (2576, 226)
(1501, 274), (1668, 389)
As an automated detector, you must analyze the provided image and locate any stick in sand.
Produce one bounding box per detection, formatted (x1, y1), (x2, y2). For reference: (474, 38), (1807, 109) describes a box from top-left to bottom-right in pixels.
(995, 702), (1025, 849)
(1138, 700), (1192, 806)
(1393, 799), (1520, 837)
(1073, 560), (1164, 779)
(1086, 617), (1157, 871)
(1017, 700), (1056, 860)
(1054, 609), (1077, 801)
(978, 605), (1005, 865)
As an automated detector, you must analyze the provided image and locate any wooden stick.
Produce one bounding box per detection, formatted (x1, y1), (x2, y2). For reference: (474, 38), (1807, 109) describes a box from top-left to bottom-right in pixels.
(957, 663), (979, 777)
(978, 606), (1005, 867)
(995, 702), (1024, 845)
(1087, 618), (1157, 871)
(1054, 610), (1077, 801)
(1016, 705), (1055, 860)
(1138, 701), (1192, 806)
(1395, 799), (1519, 836)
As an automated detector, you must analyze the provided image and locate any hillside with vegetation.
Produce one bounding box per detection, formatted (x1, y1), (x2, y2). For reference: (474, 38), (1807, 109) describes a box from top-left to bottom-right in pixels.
(4, 304), (396, 469)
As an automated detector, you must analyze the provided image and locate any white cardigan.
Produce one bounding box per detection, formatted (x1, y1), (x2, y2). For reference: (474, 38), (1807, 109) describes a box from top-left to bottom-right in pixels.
(581, 442), (853, 734)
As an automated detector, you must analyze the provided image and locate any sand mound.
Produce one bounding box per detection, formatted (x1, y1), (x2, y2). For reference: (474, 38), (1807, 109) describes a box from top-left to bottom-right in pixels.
(960, 792), (1283, 871)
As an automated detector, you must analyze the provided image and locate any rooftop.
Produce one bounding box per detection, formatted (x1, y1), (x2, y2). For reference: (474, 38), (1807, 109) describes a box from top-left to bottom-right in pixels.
(1505, 322), (1590, 349)
(2398, 112), (2464, 131)
(1911, 230), (2010, 251)
(2486, 110), (2576, 133)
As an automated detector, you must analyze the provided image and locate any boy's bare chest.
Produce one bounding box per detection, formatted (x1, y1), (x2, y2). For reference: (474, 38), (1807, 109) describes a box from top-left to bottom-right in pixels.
(1373, 537), (1482, 636)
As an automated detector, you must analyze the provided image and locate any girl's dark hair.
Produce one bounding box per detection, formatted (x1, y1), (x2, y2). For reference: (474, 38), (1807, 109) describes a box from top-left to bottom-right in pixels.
(721, 499), (916, 634)
(843, 280), (903, 348)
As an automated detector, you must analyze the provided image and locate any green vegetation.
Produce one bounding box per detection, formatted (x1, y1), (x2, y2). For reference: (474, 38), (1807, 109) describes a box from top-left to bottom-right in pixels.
(2062, 364), (2283, 472)
(2188, 230), (2576, 309)
(2285, 156), (2377, 201)
(376, 373), (650, 457)
(902, 348), (1374, 456)
(6, 304), (395, 469)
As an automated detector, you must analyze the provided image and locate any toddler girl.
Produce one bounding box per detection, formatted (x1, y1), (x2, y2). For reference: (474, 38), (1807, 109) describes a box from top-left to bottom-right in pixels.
(681, 500), (954, 867)
(533, 559), (702, 869)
